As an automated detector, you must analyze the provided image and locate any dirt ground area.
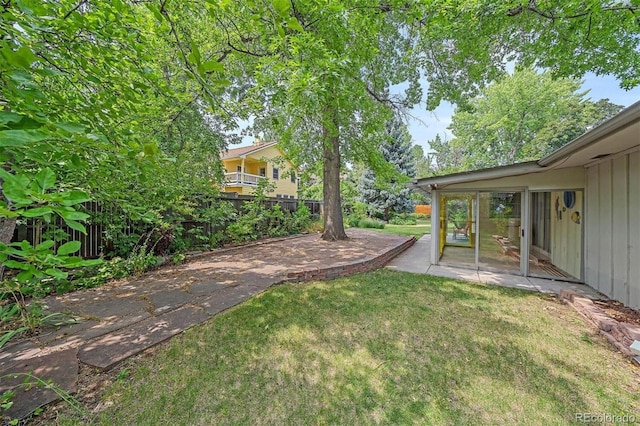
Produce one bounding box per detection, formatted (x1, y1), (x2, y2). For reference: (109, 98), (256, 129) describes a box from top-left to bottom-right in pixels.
(594, 299), (640, 327)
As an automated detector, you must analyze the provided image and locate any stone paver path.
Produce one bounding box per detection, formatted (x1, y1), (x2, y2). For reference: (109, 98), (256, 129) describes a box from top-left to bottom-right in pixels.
(0, 230), (414, 420)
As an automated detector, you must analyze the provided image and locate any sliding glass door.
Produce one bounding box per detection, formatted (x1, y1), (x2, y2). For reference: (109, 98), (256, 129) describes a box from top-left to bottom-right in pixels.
(438, 192), (476, 269)
(436, 189), (583, 281)
(477, 191), (522, 274)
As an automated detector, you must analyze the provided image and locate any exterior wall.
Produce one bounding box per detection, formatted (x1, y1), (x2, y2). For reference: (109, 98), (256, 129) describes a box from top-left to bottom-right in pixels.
(223, 159), (243, 172)
(550, 190), (582, 279)
(585, 149), (640, 308)
(246, 145), (298, 198)
(224, 185), (245, 195)
(222, 145), (298, 198)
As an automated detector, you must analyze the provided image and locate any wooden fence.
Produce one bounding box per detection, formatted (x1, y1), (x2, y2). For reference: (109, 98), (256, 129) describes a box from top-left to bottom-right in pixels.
(11, 195), (323, 259)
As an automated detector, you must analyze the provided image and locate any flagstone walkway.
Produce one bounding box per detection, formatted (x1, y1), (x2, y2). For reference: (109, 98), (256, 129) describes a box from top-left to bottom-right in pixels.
(0, 229), (415, 420)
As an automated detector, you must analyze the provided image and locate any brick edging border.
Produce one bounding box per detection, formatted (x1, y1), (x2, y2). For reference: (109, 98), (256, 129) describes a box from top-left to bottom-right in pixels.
(285, 236), (417, 282)
(559, 290), (640, 365)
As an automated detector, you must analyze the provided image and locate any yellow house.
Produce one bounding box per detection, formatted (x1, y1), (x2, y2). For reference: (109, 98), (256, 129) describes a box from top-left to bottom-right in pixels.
(221, 140), (298, 198)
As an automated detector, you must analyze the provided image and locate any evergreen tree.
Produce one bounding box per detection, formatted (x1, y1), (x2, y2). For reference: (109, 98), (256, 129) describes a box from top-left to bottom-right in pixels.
(359, 116), (416, 221)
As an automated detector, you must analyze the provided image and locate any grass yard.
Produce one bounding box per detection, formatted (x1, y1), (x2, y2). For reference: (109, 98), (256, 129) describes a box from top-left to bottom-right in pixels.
(57, 270), (639, 425)
(372, 219), (431, 238)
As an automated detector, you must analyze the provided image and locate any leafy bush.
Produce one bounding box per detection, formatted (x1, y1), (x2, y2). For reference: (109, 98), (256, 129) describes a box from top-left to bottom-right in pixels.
(354, 219), (386, 229)
(225, 181), (310, 243)
(291, 203), (312, 232)
(412, 213), (430, 221)
(304, 219), (323, 234)
(346, 216), (361, 228)
(389, 213), (417, 225)
(350, 202), (369, 220)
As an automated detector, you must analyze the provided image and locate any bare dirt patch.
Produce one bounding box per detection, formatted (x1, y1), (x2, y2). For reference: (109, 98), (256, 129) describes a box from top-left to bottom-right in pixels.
(593, 299), (640, 327)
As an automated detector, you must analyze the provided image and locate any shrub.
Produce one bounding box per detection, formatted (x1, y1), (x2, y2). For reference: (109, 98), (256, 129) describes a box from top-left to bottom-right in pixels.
(291, 203), (312, 232)
(357, 219), (385, 229)
(304, 219), (323, 234)
(346, 216), (361, 228)
(350, 202), (369, 220)
(389, 213), (417, 225)
(389, 216), (417, 225)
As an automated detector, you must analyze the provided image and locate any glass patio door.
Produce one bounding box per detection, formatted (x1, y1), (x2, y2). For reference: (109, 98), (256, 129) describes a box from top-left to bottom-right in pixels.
(477, 191), (523, 275)
(438, 192), (476, 269)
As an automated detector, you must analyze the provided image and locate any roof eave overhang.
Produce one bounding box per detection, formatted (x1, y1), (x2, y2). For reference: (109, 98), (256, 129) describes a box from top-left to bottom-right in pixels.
(410, 161), (541, 191)
(221, 142), (278, 160)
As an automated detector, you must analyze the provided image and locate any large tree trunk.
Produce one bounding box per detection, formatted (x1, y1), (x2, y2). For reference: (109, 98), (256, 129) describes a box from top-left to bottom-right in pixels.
(321, 120), (348, 241)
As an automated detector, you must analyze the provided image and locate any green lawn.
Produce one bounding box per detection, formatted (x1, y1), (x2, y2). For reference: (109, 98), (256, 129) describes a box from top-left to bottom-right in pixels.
(57, 270), (639, 425)
(371, 219), (431, 238)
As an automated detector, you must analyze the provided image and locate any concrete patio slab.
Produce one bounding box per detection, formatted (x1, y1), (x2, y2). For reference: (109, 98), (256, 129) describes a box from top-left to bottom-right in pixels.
(427, 265), (480, 282)
(385, 234), (430, 274)
(477, 271), (538, 292)
(527, 277), (603, 299)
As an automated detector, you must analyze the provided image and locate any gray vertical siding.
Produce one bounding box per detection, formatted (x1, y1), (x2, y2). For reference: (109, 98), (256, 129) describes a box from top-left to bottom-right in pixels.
(629, 152), (640, 309)
(585, 149), (640, 308)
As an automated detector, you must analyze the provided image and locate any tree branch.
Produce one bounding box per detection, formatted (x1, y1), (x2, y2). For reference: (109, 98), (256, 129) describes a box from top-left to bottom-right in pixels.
(507, 3), (640, 20)
(63, 0), (89, 19)
(365, 85), (403, 109)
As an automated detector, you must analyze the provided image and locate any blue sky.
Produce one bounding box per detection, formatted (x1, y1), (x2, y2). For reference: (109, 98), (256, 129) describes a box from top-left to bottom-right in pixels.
(407, 73), (640, 152)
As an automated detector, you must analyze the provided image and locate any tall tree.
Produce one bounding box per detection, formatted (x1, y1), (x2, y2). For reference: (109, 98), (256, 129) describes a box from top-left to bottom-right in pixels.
(433, 68), (622, 171)
(358, 116), (416, 221)
(222, 0), (640, 239)
(3, 0), (639, 250)
(413, 1), (640, 109)
(0, 0), (239, 277)
(212, 1), (421, 240)
(411, 144), (432, 179)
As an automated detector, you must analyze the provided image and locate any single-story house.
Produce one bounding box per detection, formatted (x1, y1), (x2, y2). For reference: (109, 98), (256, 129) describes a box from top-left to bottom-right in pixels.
(410, 101), (640, 309)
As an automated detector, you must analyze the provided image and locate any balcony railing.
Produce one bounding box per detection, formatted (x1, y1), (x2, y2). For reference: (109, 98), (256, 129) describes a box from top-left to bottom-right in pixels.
(224, 172), (266, 186)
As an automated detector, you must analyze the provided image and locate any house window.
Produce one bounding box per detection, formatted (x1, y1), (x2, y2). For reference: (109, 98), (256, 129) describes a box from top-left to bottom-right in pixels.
(276, 194), (282, 198)
(289, 195), (295, 199)
(273, 168), (279, 180)
(290, 171), (296, 183)
(259, 167), (266, 177)
(236, 165), (242, 172)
